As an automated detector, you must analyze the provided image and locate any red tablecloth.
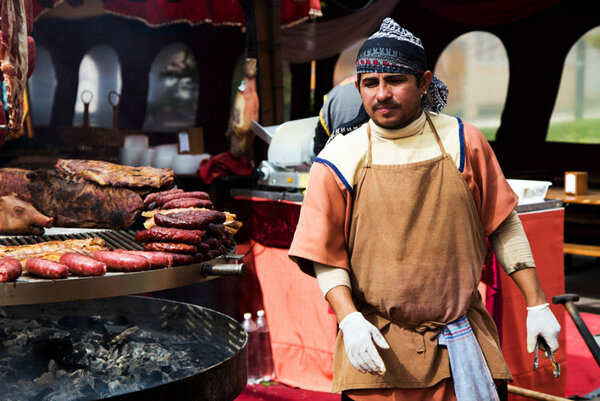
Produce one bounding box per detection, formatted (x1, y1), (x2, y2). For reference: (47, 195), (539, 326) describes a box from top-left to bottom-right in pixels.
(498, 208), (567, 400)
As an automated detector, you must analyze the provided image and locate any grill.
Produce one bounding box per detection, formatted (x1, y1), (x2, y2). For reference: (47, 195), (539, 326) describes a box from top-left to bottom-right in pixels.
(0, 296), (247, 401)
(1, 229), (248, 400)
(0, 229), (245, 306)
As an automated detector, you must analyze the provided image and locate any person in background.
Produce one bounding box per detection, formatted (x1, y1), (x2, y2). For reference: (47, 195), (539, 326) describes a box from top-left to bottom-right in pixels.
(313, 75), (367, 156)
(289, 18), (561, 401)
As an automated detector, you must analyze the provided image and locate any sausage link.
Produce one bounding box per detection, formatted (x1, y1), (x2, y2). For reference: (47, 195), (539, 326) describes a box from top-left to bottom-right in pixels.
(171, 253), (195, 266)
(155, 191), (210, 206)
(196, 242), (211, 255)
(203, 237), (220, 250)
(59, 252), (107, 276)
(154, 213), (213, 230)
(25, 257), (69, 279)
(160, 198), (213, 210)
(114, 249), (174, 268)
(143, 242), (198, 255)
(135, 226), (205, 244)
(144, 188), (183, 207)
(92, 251), (151, 272)
(0, 257), (22, 282)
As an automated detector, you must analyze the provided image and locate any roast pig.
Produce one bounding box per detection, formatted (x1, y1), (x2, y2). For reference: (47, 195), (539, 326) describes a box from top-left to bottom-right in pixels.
(0, 193), (53, 235)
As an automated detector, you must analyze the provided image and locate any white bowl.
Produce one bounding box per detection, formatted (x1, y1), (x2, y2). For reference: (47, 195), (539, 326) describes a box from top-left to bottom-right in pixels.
(123, 134), (149, 149)
(172, 154), (210, 175)
(140, 147), (157, 167)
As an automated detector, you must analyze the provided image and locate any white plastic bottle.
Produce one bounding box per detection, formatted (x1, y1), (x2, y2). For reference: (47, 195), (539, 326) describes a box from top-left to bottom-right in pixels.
(242, 312), (261, 384)
(256, 309), (274, 382)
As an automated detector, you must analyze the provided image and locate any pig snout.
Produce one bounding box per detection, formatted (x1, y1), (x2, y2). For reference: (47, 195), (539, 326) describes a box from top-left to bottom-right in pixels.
(0, 194), (54, 235)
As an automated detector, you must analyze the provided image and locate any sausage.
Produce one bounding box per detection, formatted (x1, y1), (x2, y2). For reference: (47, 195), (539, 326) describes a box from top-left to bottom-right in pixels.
(92, 251), (151, 272)
(113, 249), (174, 268)
(59, 252), (107, 276)
(134, 226), (205, 244)
(170, 253), (195, 266)
(143, 188), (183, 208)
(203, 237), (220, 250)
(196, 242), (211, 255)
(160, 198), (213, 210)
(154, 210), (226, 229)
(142, 242), (198, 255)
(155, 191), (210, 206)
(0, 257), (22, 282)
(25, 257), (69, 279)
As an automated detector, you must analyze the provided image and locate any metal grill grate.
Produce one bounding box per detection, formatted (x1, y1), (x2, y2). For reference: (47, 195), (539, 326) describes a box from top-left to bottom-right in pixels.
(0, 229), (143, 251)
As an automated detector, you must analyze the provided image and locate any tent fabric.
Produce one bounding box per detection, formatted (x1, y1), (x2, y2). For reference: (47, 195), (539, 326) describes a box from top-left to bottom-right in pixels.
(281, 0), (400, 63)
(32, 0), (321, 28)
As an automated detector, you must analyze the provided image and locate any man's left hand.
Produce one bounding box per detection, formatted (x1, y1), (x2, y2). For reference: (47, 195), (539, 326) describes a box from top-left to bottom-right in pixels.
(526, 303), (561, 353)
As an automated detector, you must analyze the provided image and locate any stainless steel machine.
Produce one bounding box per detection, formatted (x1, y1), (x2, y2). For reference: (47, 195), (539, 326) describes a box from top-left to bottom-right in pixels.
(251, 117), (318, 190)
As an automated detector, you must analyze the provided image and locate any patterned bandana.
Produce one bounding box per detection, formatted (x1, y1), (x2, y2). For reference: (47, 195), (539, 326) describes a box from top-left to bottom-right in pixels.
(355, 18), (448, 113)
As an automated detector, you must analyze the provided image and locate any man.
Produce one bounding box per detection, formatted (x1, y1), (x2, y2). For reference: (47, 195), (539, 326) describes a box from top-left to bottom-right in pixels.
(289, 18), (561, 401)
(313, 75), (367, 156)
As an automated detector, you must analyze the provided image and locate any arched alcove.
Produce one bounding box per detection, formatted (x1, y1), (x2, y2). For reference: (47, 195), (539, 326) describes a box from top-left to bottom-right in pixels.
(28, 45), (57, 127)
(548, 26), (600, 144)
(72, 45), (122, 128)
(434, 31), (509, 141)
(142, 43), (199, 133)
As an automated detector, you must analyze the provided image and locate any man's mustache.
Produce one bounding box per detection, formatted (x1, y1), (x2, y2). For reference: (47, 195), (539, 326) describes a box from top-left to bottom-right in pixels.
(372, 101), (401, 111)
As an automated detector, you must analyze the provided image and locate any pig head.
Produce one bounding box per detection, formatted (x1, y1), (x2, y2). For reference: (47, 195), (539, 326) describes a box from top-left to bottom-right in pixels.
(0, 194), (53, 235)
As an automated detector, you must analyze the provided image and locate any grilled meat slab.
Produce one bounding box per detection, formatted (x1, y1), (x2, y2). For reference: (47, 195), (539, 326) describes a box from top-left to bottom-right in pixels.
(55, 159), (175, 189)
(27, 169), (143, 229)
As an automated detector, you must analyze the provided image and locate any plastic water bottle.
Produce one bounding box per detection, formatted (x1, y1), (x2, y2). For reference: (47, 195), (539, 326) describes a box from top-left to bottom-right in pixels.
(242, 312), (260, 384)
(256, 309), (274, 382)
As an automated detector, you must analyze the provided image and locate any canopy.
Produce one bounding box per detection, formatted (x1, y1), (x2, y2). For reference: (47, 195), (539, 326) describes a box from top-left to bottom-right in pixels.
(32, 0), (322, 28)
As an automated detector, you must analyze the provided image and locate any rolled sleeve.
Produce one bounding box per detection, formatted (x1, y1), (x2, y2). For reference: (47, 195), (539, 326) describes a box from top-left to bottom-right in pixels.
(289, 162), (352, 276)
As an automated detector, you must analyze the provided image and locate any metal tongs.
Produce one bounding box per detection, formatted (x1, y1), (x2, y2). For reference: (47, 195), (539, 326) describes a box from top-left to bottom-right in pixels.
(533, 336), (560, 378)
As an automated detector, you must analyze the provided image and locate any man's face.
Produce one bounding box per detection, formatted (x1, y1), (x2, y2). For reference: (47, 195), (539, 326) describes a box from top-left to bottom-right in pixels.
(357, 72), (430, 129)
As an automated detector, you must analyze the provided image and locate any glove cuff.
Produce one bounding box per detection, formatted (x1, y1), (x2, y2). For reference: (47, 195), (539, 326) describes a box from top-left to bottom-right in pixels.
(526, 302), (549, 311)
(339, 311), (363, 330)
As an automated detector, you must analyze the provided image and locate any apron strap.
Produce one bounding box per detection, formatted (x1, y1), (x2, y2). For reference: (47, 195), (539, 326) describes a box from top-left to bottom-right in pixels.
(425, 112), (450, 158)
(366, 123), (373, 167)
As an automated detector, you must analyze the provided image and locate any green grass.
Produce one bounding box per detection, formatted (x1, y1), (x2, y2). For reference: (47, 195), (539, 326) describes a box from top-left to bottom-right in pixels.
(478, 118), (600, 143)
(547, 118), (600, 144)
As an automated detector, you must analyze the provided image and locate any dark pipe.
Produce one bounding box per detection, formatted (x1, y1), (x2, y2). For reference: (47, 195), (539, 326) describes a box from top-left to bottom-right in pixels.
(552, 293), (600, 368)
(201, 263), (246, 277)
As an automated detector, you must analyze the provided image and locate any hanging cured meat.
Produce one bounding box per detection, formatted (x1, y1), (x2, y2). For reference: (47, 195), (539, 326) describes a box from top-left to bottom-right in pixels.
(0, 0), (32, 143)
(226, 58), (259, 159)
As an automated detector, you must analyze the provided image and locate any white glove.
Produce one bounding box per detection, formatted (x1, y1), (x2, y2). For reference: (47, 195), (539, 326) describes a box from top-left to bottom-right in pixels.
(526, 303), (561, 353)
(338, 311), (390, 375)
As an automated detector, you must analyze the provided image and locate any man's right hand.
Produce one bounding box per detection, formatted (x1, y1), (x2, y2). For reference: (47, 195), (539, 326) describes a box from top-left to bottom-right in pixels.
(338, 311), (390, 375)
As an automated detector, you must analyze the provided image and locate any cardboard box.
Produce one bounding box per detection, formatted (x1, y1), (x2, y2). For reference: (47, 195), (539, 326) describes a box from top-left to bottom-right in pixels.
(178, 127), (205, 154)
(564, 171), (588, 195)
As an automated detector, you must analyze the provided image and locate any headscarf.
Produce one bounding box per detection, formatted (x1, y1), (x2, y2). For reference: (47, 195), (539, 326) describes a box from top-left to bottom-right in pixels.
(355, 18), (448, 113)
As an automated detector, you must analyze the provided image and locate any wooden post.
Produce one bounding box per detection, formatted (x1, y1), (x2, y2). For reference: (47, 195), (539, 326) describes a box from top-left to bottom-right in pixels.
(253, 0), (284, 126)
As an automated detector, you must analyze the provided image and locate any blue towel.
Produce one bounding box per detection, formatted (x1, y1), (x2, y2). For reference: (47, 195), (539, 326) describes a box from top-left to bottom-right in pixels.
(438, 316), (499, 401)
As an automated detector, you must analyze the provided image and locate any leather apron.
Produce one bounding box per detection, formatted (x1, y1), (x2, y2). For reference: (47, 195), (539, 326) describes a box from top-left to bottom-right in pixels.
(332, 115), (512, 392)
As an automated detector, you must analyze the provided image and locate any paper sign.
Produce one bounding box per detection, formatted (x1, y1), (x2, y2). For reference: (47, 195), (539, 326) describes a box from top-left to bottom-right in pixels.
(178, 131), (190, 153)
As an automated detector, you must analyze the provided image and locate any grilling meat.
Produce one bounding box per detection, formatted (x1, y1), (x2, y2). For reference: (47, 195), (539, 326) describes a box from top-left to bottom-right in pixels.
(0, 256), (21, 282)
(0, 167), (31, 201)
(0, 193), (53, 235)
(55, 159), (175, 189)
(24, 257), (69, 279)
(27, 169), (143, 229)
(0, 0), (30, 135)
(92, 250), (151, 272)
(0, 237), (107, 262)
(59, 252), (107, 276)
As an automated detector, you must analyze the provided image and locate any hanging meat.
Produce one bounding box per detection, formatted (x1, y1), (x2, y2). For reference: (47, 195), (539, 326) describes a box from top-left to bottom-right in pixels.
(226, 58), (259, 159)
(0, 0), (33, 144)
